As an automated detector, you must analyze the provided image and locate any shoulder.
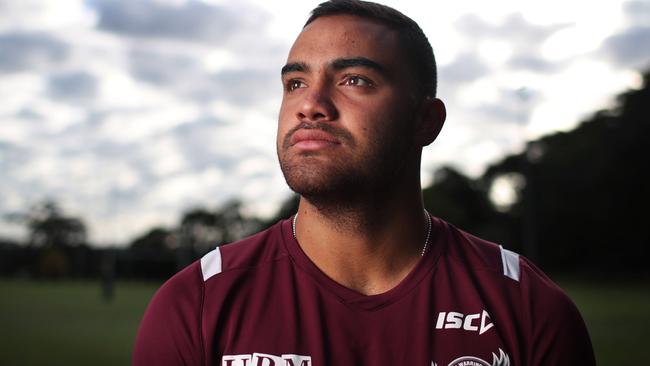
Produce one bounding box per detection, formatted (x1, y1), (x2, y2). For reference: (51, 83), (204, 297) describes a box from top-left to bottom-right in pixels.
(441, 220), (522, 283)
(442, 220), (579, 305)
(200, 219), (291, 282)
(439, 220), (595, 364)
(144, 219), (290, 314)
(519, 258), (596, 364)
(133, 220), (290, 365)
(133, 260), (205, 365)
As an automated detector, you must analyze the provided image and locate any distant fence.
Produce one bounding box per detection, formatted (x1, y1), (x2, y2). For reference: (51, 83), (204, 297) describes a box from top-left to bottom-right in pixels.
(0, 242), (208, 280)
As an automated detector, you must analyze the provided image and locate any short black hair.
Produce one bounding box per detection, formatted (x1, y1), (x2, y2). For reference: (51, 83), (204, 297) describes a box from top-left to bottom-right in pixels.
(305, 0), (437, 97)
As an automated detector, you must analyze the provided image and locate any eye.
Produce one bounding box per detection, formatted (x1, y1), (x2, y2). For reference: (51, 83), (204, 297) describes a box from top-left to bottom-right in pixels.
(285, 79), (306, 92)
(343, 75), (373, 87)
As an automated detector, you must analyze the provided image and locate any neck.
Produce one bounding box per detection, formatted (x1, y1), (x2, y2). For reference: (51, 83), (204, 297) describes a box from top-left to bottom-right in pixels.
(293, 177), (430, 295)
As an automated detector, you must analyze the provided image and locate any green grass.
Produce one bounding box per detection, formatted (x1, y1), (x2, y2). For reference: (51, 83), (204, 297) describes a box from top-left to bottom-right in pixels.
(0, 278), (648, 365)
(0, 279), (159, 366)
(558, 279), (650, 365)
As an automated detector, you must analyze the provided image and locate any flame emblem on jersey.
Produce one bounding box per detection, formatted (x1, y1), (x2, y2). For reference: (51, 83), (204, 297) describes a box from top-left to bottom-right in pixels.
(444, 348), (510, 366)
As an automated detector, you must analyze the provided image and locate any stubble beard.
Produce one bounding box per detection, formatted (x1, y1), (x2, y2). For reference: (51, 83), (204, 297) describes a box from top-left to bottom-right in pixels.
(280, 152), (368, 206)
(278, 123), (413, 212)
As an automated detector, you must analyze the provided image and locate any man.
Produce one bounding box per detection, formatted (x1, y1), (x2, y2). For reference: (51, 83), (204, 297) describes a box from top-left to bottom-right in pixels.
(134, 1), (596, 365)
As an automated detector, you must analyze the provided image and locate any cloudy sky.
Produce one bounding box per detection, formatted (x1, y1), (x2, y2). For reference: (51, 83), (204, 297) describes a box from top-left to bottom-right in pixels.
(0, 0), (648, 246)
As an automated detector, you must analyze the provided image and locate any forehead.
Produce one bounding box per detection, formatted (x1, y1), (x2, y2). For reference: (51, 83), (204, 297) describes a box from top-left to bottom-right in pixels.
(287, 15), (401, 68)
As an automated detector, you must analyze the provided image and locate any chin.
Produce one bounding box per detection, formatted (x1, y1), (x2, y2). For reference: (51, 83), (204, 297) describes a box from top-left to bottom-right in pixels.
(277, 147), (405, 202)
(281, 159), (355, 198)
(283, 166), (337, 196)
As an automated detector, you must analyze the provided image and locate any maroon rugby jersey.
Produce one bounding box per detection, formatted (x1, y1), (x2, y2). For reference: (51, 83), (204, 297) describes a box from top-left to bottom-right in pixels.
(133, 216), (595, 366)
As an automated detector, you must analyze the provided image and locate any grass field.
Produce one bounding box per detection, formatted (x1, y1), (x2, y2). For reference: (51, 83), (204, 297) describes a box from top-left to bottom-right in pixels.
(0, 279), (157, 366)
(559, 278), (650, 364)
(0, 278), (648, 365)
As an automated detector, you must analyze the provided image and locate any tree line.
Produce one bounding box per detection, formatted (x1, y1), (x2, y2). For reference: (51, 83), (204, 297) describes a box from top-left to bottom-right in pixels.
(1, 69), (648, 280)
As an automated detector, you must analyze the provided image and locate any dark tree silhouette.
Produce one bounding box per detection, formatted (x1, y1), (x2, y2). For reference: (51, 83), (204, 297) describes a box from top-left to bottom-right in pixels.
(27, 201), (86, 248)
(264, 194), (300, 228)
(483, 69), (650, 273)
(131, 227), (175, 253)
(423, 167), (493, 231)
(179, 200), (263, 253)
(16, 201), (89, 277)
(422, 166), (520, 253)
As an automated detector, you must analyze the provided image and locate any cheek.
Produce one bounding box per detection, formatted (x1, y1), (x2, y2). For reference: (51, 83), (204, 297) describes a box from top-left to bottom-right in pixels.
(278, 96), (290, 118)
(277, 103), (293, 144)
(367, 112), (415, 154)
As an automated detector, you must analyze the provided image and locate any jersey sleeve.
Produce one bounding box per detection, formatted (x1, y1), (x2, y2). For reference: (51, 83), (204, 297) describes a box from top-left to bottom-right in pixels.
(133, 262), (205, 366)
(521, 259), (596, 366)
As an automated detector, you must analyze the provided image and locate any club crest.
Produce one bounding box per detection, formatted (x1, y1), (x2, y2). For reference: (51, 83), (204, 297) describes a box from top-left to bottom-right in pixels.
(445, 348), (510, 366)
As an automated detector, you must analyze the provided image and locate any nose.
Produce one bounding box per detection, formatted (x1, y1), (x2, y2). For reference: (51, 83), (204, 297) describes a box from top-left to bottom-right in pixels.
(297, 85), (338, 123)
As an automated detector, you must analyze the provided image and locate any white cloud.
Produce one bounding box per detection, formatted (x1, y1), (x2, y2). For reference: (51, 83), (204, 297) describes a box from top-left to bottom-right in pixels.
(0, 0), (96, 32)
(0, 0), (645, 246)
(527, 60), (640, 137)
(0, 73), (45, 115)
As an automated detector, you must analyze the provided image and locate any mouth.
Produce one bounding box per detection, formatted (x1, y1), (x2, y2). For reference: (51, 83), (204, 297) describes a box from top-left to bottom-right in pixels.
(288, 129), (341, 151)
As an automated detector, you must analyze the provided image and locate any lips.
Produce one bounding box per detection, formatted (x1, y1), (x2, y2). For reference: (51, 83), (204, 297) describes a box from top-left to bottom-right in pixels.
(289, 129), (340, 149)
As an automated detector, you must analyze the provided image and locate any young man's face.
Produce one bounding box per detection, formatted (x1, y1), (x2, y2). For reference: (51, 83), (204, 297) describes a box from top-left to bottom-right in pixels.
(277, 14), (422, 200)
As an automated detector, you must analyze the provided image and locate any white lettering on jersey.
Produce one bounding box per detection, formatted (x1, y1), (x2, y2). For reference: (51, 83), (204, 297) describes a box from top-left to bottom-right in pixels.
(435, 310), (494, 335)
(222, 354), (312, 366)
(222, 354), (251, 366)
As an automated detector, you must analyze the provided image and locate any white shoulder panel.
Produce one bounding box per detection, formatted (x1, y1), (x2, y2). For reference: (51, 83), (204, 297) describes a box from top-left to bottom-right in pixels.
(200, 247), (222, 282)
(499, 245), (520, 282)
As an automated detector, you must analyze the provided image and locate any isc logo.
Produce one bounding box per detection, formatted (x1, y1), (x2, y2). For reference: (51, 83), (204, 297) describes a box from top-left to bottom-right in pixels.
(435, 310), (494, 335)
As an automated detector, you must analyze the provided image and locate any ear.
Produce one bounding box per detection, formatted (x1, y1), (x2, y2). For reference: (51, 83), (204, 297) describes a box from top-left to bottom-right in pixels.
(416, 97), (446, 146)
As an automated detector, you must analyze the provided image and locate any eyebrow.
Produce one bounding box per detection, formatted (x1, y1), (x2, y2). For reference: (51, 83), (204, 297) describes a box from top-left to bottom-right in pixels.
(281, 62), (309, 76)
(331, 57), (385, 73)
(280, 57), (385, 76)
